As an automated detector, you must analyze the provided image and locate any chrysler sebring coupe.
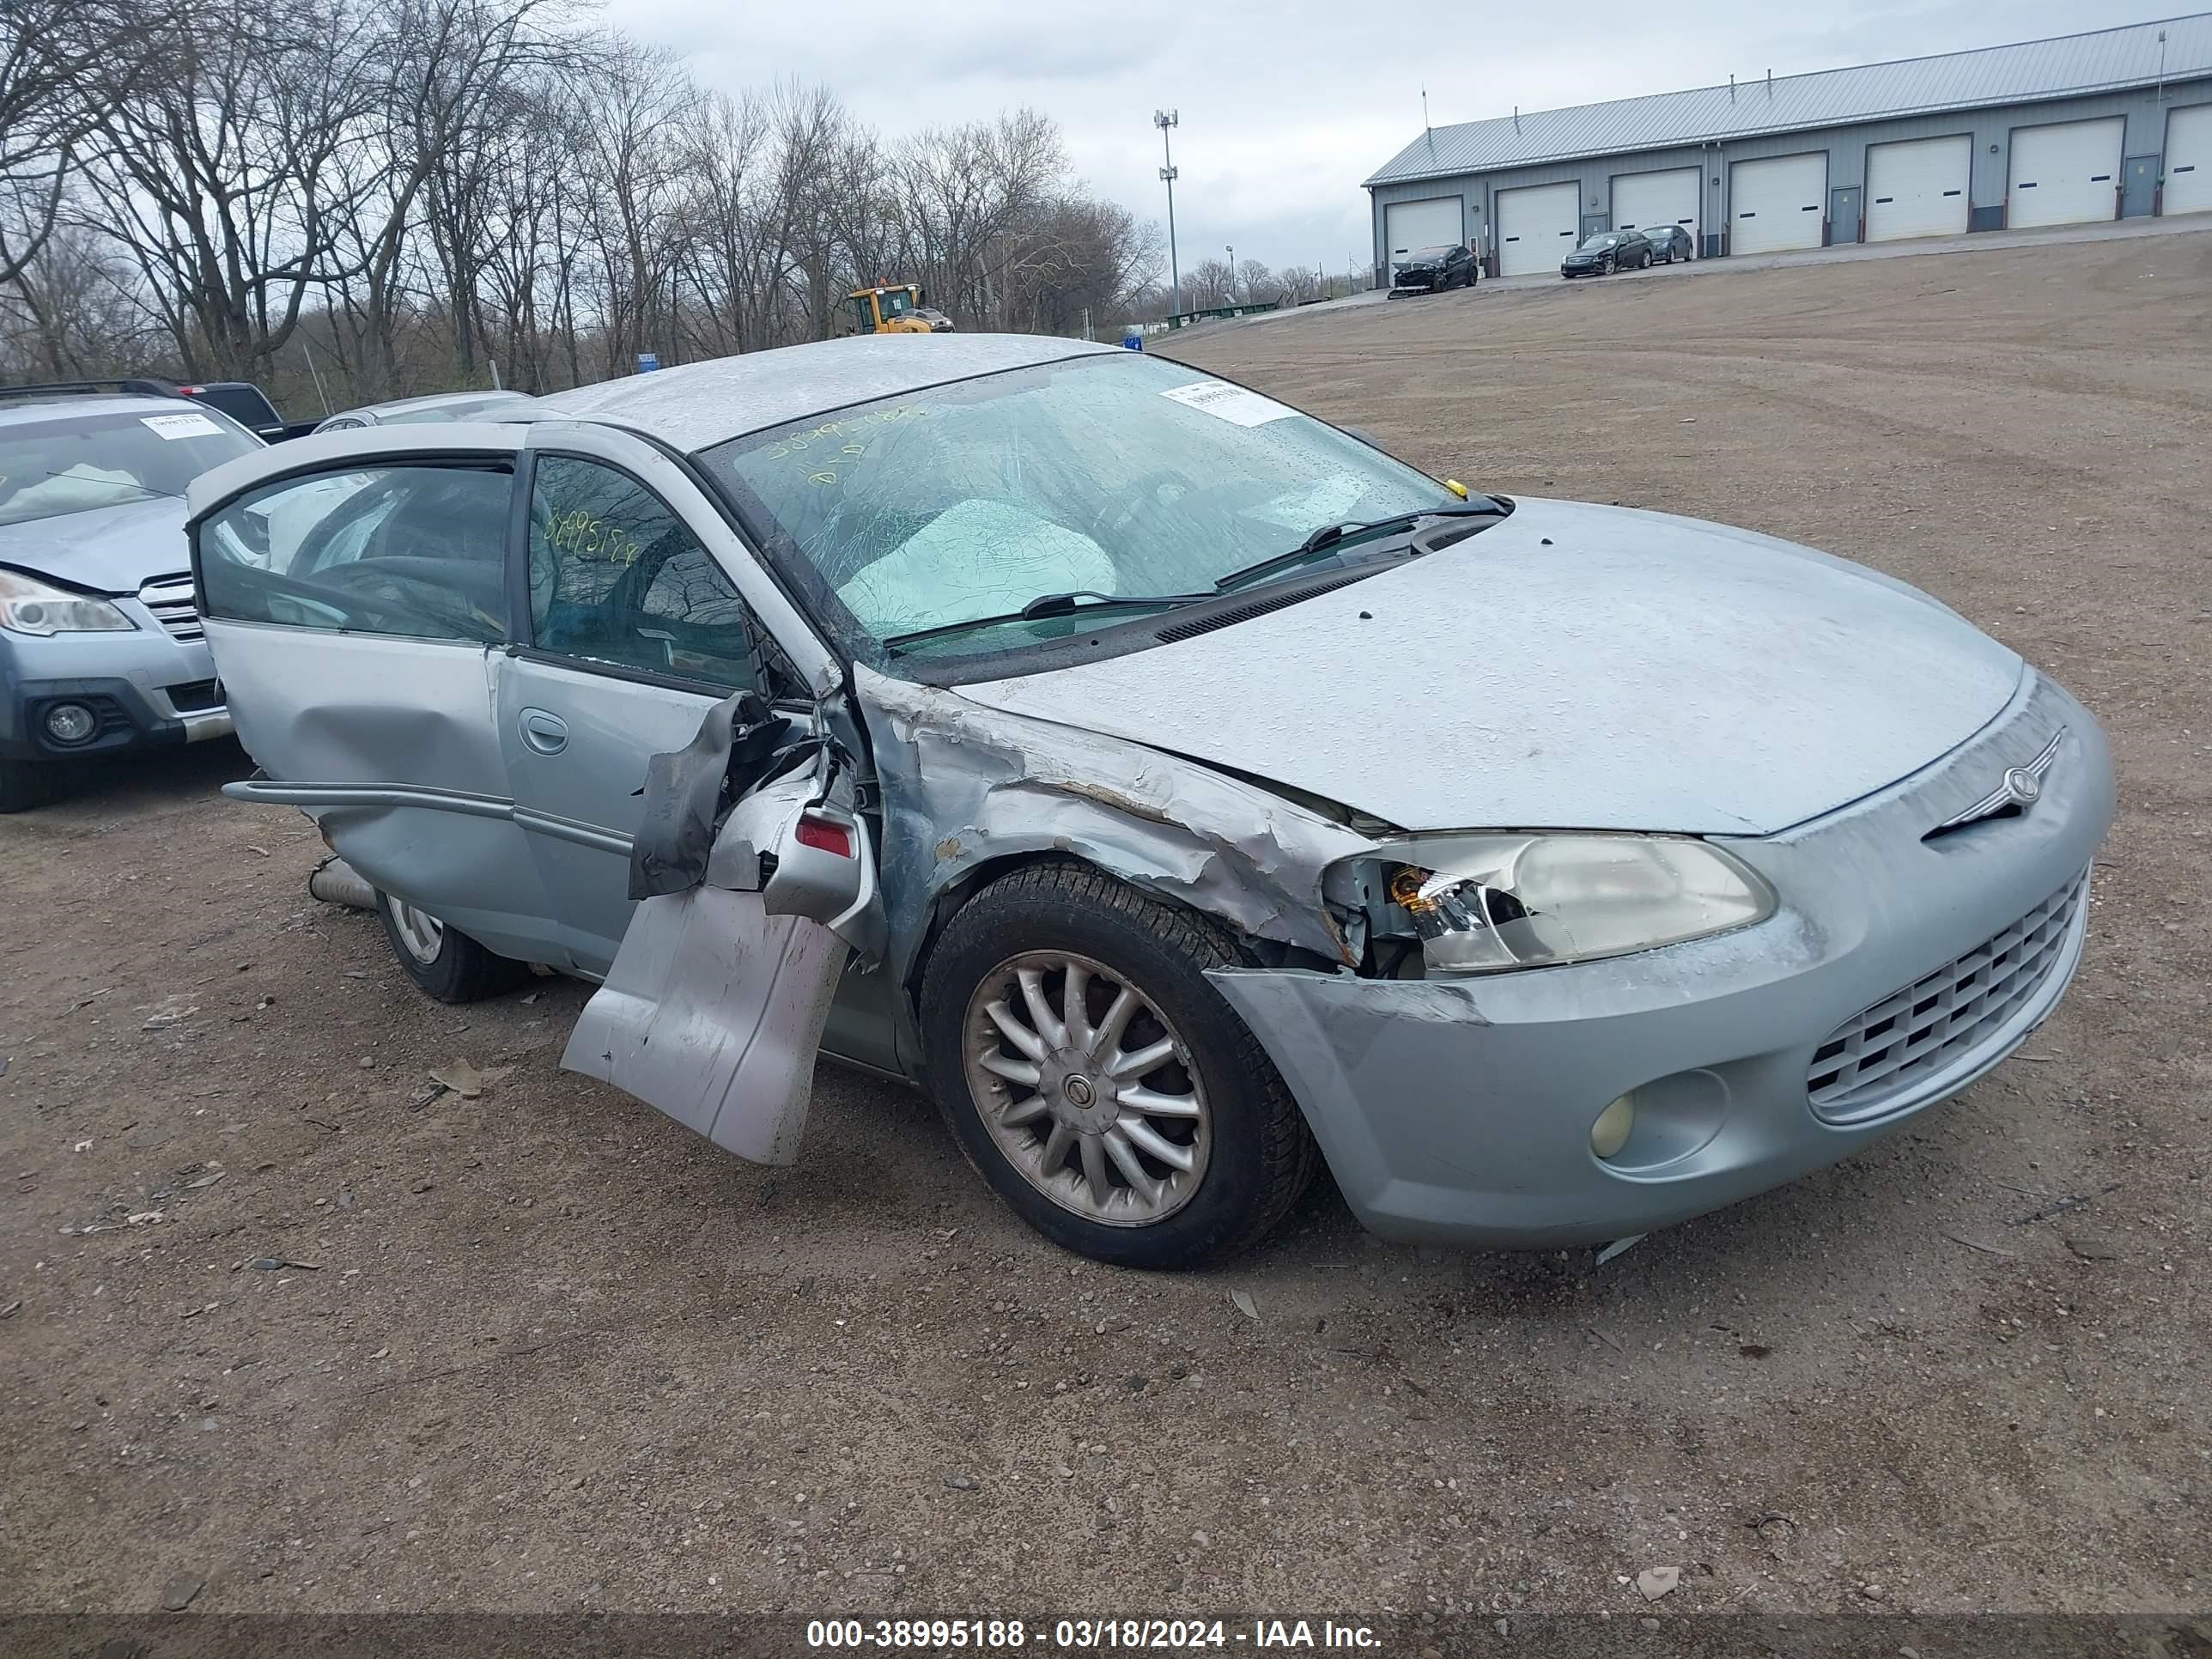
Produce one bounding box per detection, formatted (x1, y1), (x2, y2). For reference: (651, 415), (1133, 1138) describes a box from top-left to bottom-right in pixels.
(185, 334), (2112, 1268)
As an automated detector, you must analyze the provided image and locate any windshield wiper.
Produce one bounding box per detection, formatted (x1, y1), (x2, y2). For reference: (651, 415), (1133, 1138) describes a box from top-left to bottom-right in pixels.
(15, 469), (183, 504)
(1214, 500), (1507, 592)
(880, 589), (1212, 653)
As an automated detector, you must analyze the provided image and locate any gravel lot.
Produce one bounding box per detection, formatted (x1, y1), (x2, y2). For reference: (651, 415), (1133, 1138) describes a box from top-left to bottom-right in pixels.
(4, 230), (2208, 1624)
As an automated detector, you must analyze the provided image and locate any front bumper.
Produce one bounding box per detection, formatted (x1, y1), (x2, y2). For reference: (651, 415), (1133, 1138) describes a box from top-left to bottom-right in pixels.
(1, 612), (230, 763)
(1207, 671), (2114, 1249)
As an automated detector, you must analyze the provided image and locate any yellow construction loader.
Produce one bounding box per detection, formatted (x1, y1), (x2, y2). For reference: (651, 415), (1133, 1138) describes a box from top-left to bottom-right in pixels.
(847, 283), (954, 335)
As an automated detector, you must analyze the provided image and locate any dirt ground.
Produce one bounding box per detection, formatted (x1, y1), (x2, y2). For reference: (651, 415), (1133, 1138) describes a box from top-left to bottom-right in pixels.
(4, 231), (2208, 1626)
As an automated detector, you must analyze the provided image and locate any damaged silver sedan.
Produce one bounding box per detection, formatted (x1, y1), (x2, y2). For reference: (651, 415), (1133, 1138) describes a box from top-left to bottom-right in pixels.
(185, 335), (2113, 1267)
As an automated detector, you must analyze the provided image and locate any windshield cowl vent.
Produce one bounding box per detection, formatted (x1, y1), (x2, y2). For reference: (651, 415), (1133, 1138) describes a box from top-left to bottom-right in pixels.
(1153, 570), (1375, 645)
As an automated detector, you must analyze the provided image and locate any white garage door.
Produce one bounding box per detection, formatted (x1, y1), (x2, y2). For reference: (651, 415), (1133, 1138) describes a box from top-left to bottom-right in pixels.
(1496, 181), (1580, 276)
(1384, 197), (1464, 269)
(1612, 167), (1699, 252)
(1730, 153), (1827, 254)
(2164, 103), (2212, 217)
(2008, 116), (2123, 228)
(1865, 135), (1972, 241)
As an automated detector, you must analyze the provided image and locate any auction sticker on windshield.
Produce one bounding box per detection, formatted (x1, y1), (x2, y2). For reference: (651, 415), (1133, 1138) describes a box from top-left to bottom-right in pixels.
(1159, 380), (1297, 427)
(142, 412), (223, 441)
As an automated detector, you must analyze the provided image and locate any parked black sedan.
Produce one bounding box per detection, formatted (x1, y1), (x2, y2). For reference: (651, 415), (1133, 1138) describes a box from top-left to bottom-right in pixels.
(1642, 225), (1693, 263)
(1391, 243), (1476, 292)
(1560, 230), (1651, 278)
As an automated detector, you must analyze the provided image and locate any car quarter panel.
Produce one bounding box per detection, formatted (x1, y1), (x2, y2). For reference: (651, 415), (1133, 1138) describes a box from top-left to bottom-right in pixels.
(1207, 672), (2114, 1248)
(853, 663), (1377, 1056)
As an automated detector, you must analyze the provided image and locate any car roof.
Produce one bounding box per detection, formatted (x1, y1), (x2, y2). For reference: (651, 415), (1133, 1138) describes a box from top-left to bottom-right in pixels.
(534, 332), (1121, 453)
(335, 389), (533, 420)
(0, 392), (188, 428)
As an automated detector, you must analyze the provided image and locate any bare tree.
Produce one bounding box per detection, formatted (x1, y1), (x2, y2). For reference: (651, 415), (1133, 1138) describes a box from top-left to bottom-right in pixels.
(74, 0), (388, 379)
(1185, 257), (1235, 310)
(0, 0), (179, 286)
(324, 0), (565, 397)
(27, 17), (1175, 404)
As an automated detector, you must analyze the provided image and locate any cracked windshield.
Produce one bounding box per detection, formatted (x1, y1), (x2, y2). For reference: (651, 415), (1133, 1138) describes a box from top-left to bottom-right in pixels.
(703, 353), (1454, 659)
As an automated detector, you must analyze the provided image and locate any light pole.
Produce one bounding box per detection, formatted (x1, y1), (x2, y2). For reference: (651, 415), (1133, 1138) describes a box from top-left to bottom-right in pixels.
(1225, 245), (1235, 302)
(1154, 110), (1181, 316)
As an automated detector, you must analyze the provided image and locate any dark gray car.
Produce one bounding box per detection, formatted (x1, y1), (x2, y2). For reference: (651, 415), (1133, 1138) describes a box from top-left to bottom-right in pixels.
(1391, 244), (1476, 292)
(1561, 230), (1652, 277)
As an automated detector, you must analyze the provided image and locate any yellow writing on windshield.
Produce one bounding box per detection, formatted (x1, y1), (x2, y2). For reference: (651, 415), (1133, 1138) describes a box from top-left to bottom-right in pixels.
(758, 404), (929, 489)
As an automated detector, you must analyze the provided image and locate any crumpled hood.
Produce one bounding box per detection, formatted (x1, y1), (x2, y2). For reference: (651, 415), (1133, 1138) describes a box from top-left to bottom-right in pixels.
(957, 498), (2025, 836)
(0, 495), (191, 592)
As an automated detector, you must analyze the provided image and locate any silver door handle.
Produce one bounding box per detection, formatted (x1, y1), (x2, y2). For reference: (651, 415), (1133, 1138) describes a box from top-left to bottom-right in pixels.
(520, 708), (568, 755)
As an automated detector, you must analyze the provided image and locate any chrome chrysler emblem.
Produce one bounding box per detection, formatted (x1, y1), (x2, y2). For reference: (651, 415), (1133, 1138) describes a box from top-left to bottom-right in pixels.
(1933, 730), (2064, 833)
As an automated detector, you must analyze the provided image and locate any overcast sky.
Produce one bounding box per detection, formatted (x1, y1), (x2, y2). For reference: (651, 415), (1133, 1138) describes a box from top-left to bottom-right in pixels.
(613, 0), (2180, 276)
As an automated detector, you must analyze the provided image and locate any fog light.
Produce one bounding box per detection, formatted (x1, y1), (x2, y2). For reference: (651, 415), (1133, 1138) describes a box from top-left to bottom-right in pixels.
(43, 702), (98, 744)
(1590, 1092), (1637, 1160)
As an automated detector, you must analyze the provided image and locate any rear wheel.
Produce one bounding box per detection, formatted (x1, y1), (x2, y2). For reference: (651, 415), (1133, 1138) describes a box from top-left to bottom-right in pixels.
(0, 758), (61, 814)
(921, 862), (1317, 1269)
(377, 890), (532, 1003)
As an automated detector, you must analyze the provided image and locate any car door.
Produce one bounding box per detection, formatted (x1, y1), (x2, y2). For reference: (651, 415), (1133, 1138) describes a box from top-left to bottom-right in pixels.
(495, 439), (805, 965)
(494, 424), (900, 1070)
(191, 432), (562, 964)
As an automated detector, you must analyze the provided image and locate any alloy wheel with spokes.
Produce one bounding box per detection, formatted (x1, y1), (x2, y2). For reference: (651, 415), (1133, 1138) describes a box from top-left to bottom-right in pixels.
(963, 950), (1212, 1227)
(387, 898), (446, 964)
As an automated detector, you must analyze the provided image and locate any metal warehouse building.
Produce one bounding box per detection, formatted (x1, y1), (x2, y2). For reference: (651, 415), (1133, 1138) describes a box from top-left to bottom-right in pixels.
(1366, 13), (2212, 279)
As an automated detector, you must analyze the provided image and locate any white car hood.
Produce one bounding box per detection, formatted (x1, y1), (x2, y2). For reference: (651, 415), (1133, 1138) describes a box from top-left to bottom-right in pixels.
(956, 498), (2024, 836)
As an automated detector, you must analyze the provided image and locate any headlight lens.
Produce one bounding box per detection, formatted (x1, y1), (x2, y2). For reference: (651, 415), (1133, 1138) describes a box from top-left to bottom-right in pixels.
(0, 570), (136, 636)
(1382, 834), (1774, 974)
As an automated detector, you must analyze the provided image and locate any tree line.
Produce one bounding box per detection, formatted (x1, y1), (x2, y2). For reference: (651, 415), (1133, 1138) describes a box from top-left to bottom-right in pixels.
(0, 0), (1176, 416)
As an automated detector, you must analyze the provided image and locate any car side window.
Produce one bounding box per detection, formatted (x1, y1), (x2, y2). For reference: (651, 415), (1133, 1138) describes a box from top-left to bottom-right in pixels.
(198, 465), (513, 643)
(527, 455), (787, 694)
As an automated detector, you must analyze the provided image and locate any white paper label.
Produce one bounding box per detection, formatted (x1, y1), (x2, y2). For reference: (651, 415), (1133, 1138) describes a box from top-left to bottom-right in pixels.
(1159, 380), (1298, 427)
(142, 412), (222, 441)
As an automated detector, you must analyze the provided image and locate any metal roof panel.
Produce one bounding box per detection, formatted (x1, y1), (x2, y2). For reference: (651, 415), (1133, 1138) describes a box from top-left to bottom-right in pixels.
(1367, 12), (2212, 185)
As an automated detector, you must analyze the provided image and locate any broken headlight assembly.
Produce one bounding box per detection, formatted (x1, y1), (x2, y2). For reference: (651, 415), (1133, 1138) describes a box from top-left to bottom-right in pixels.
(1362, 834), (1774, 975)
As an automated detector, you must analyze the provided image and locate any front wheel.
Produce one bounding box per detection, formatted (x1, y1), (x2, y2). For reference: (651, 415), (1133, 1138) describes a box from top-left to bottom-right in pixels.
(921, 862), (1318, 1268)
(377, 890), (532, 1003)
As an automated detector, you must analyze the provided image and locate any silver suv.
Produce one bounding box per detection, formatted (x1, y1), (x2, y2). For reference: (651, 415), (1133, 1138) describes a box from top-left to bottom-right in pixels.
(0, 385), (262, 809)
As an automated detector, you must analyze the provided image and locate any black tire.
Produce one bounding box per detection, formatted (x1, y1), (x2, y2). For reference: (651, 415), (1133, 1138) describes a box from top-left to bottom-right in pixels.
(920, 861), (1318, 1269)
(0, 758), (61, 814)
(376, 890), (532, 1003)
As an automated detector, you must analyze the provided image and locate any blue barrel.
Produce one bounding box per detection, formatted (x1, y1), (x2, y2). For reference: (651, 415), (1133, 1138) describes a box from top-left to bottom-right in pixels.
(1121, 325), (1143, 351)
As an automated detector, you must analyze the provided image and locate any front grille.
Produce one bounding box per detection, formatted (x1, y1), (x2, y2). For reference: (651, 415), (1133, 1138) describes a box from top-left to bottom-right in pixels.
(1807, 871), (2087, 1124)
(138, 574), (203, 642)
